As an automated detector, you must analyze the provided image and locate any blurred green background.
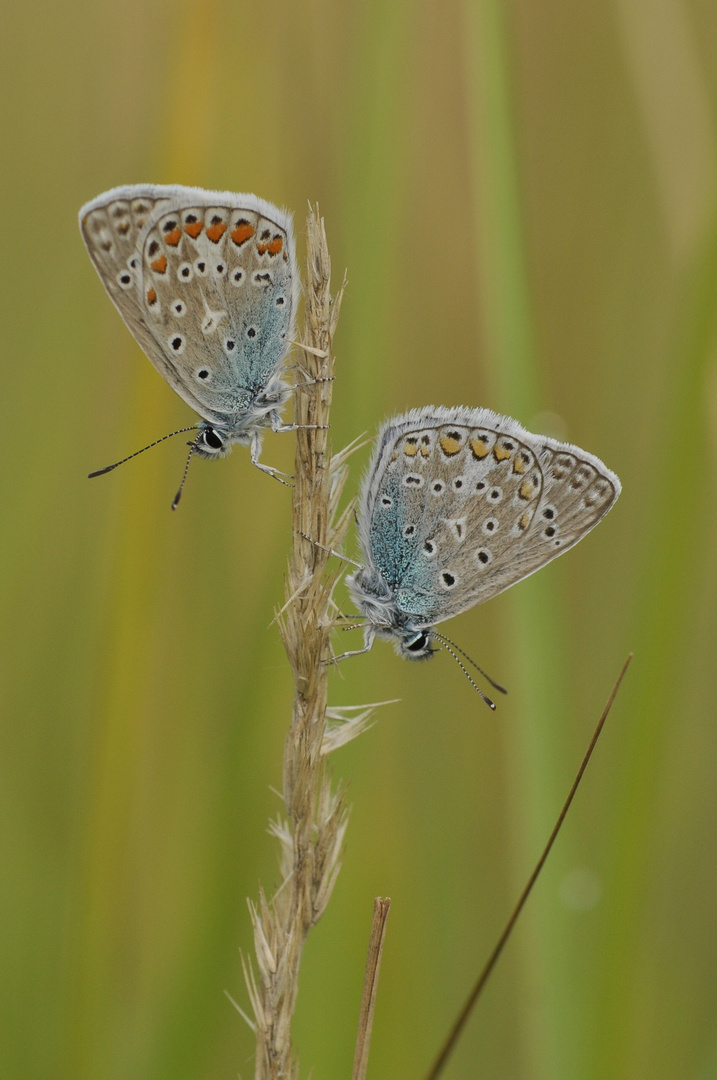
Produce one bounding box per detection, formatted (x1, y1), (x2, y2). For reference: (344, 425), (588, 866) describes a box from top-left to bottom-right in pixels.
(2, 1), (717, 1078)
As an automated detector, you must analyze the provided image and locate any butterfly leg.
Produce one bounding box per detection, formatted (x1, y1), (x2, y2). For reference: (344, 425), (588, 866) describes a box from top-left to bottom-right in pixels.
(250, 431), (293, 485)
(296, 531), (363, 568)
(326, 627), (376, 664)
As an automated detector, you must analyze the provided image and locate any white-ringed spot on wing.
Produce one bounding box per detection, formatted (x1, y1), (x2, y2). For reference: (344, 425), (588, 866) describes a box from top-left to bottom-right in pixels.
(513, 449), (533, 474)
(177, 262), (193, 282)
(128, 257), (139, 270)
(493, 437), (515, 462)
(212, 259), (227, 278)
(440, 571), (458, 590)
(431, 480), (445, 496)
(482, 518), (499, 535)
(422, 538), (437, 557)
(518, 473), (540, 500)
(380, 495), (393, 509)
(168, 334), (186, 355)
(475, 548), (492, 567)
(446, 518), (467, 542)
(275, 294), (286, 307)
(451, 476), (466, 492)
(542, 506), (556, 522)
(224, 337), (237, 353)
(582, 478), (613, 509)
(246, 325), (259, 341)
(172, 300), (187, 317)
(487, 486), (503, 503)
(403, 474), (424, 488)
(474, 479), (487, 494)
(195, 367), (212, 382)
(569, 464), (595, 490)
(550, 453), (574, 480)
(402, 524), (416, 538)
(194, 258), (208, 278)
(116, 269), (133, 289)
(230, 268), (245, 287)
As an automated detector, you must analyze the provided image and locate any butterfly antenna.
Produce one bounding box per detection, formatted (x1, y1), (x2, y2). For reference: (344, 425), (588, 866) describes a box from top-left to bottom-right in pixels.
(171, 441), (197, 510)
(434, 638), (496, 711)
(88, 425), (200, 478)
(433, 632), (508, 696)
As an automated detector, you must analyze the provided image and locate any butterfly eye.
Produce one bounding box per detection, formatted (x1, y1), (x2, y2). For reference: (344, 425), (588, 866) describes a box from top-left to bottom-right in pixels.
(201, 428), (223, 451)
(406, 632), (429, 653)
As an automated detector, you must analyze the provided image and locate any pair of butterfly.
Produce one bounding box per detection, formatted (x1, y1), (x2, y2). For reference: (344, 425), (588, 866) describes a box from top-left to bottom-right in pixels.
(80, 185), (621, 683)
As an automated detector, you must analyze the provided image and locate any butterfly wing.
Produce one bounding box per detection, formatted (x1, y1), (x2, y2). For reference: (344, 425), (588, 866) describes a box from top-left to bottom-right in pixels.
(80, 185), (297, 428)
(358, 406), (621, 627)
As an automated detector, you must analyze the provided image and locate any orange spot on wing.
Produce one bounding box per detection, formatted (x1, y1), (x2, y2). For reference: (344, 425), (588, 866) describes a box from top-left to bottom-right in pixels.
(206, 221), (227, 243)
(519, 479), (536, 500)
(231, 222), (254, 245)
(150, 256), (167, 274)
(469, 437), (490, 458)
(147, 288), (157, 305)
(165, 227), (181, 246)
(493, 443), (511, 462)
(257, 243), (268, 254)
(518, 512), (531, 530)
(185, 220), (203, 238)
(403, 442), (419, 457)
(268, 235), (283, 255)
(439, 435), (462, 456)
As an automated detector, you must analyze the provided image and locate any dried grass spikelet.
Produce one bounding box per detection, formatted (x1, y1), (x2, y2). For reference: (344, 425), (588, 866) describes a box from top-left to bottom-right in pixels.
(243, 205), (369, 1080)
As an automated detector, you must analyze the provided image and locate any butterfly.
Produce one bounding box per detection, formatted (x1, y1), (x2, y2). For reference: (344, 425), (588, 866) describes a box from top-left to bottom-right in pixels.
(346, 405), (621, 665)
(79, 184), (299, 501)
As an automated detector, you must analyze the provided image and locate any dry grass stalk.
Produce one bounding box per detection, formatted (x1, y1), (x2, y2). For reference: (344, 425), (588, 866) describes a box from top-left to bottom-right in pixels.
(352, 897), (392, 1080)
(245, 205), (350, 1080)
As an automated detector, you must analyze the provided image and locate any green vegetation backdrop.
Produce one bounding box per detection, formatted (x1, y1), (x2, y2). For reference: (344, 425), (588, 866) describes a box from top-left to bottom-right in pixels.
(2, 2), (716, 1078)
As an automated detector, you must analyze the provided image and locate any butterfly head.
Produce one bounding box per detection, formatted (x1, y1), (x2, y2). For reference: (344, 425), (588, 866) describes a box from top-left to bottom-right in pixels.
(192, 424), (230, 460)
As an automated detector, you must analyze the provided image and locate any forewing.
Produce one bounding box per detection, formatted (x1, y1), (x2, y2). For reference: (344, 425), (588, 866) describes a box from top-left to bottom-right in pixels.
(80, 186), (297, 426)
(138, 197), (296, 425)
(360, 407), (620, 626)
